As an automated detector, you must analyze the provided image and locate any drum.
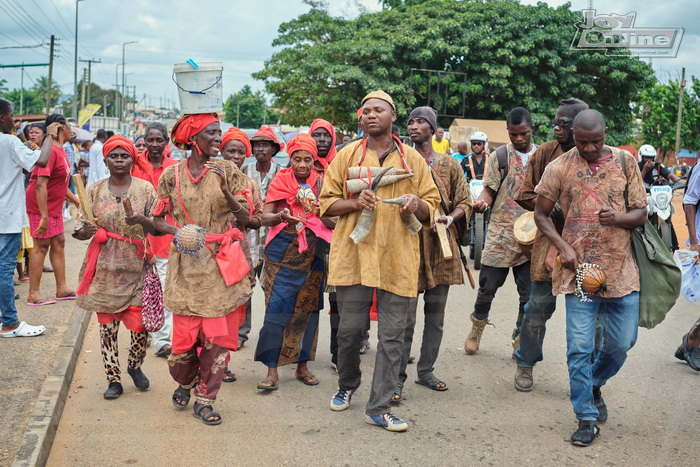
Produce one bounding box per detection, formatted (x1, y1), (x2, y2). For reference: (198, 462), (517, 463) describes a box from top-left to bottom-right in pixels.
(513, 211), (537, 258)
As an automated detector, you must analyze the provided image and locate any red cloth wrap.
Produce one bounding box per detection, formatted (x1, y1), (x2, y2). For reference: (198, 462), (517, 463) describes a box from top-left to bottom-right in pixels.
(171, 304), (246, 354)
(97, 306), (146, 332)
(154, 197), (170, 216)
(76, 228), (151, 296)
(170, 114), (219, 150)
(251, 126), (285, 153)
(102, 136), (153, 177)
(264, 168), (333, 253)
(221, 127), (252, 157)
(309, 119), (337, 172)
(205, 227), (244, 251)
(287, 133), (318, 159)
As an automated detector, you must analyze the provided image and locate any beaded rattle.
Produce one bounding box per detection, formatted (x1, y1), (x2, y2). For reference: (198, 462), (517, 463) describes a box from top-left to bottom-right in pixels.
(174, 224), (207, 255)
(575, 262), (607, 302)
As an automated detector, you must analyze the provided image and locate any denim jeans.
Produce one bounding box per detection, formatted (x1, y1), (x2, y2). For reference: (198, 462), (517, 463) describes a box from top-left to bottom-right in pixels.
(0, 233), (22, 327)
(514, 281), (557, 367)
(565, 292), (639, 421)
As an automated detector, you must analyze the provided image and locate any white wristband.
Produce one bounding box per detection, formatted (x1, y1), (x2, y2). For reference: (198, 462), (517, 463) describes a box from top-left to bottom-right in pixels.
(445, 216), (454, 228)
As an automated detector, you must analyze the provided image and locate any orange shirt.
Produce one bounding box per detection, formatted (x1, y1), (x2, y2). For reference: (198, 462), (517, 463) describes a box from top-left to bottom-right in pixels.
(132, 156), (180, 258)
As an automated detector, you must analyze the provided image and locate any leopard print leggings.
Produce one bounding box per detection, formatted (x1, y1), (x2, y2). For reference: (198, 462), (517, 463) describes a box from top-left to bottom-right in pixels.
(99, 321), (148, 383)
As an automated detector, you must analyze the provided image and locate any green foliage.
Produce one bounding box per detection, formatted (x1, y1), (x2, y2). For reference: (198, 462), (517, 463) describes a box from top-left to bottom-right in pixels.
(0, 76), (62, 114)
(1, 88), (46, 114)
(62, 81), (123, 118)
(223, 85), (280, 128)
(638, 77), (700, 160)
(255, 0), (654, 141)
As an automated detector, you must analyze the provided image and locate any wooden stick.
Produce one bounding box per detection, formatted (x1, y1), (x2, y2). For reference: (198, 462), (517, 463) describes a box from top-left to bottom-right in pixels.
(71, 174), (95, 225)
(434, 210), (453, 259)
(122, 198), (133, 217)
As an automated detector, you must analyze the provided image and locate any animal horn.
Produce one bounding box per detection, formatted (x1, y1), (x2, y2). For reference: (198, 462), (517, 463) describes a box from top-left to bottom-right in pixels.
(380, 198), (423, 234)
(347, 167), (409, 179)
(345, 174), (414, 194)
(349, 209), (376, 244)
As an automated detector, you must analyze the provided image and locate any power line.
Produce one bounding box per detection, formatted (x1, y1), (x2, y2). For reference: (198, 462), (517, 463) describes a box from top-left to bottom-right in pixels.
(8, 0), (53, 40)
(0, 1), (46, 44)
(31, 0), (71, 39)
(48, 0), (76, 38)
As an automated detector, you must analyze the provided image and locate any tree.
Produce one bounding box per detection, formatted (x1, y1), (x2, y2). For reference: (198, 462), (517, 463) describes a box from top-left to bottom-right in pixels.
(31, 76), (62, 109)
(254, 0), (654, 142)
(62, 81), (124, 118)
(0, 79), (7, 94)
(1, 88), (46, 114)
(638, 77), (700, 163)
(223, 85), (280, 128)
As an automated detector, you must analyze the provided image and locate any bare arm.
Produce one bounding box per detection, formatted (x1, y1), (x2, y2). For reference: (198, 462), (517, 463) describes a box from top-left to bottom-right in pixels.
(324, 190), (374, 217)
(534, 195), (578, 271)
(33, 177), (50, 237)
(473, 185), (496, 213)
(597, 206), (647, 229)
(65, 188), (80, 207)
(154, 216), (178, 236)
(685, 203), (699, 253)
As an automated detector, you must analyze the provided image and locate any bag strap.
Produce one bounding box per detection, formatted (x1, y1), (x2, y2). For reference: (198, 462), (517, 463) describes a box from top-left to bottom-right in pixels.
(619, 148), (629, 211)
(496, 145), (509, 180)
(174, 163), (194, 225)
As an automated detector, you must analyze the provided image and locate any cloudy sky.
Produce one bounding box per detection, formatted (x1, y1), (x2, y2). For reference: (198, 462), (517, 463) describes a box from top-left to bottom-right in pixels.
(1, 0), (697, 113)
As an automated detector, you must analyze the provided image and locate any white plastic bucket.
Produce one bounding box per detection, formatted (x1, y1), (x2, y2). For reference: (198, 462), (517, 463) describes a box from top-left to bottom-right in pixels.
(173, 61), (224, 114)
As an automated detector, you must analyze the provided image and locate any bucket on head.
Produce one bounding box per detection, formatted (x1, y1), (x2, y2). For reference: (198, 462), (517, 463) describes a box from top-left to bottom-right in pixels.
(173, 61), (223, 114)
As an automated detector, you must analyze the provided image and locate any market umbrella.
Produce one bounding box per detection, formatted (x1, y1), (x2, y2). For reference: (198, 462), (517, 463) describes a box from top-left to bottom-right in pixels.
(70, 126), (94, 142)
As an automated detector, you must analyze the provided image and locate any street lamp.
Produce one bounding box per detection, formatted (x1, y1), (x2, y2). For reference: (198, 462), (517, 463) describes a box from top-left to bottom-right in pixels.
(72, 0), (86, 121)
(115, 63), (123, 118)
(121, 40), (138, 122)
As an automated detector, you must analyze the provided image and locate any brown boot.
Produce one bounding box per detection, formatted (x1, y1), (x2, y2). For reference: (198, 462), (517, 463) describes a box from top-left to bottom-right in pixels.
(464, 314), (492, 355)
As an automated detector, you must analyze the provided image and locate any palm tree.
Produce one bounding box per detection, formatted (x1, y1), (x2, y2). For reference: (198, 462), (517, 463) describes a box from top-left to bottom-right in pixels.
(32, 76), (62, 108)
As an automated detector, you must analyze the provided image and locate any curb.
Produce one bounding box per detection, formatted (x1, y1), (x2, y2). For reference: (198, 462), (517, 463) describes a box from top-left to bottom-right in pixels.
(11, 307), (91, 467)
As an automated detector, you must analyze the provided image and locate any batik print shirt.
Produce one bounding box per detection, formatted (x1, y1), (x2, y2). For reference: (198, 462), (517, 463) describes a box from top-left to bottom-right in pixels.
(536, 147), (647, 297)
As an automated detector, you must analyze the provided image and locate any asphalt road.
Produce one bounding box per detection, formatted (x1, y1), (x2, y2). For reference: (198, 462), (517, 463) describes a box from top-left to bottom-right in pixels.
(45, 196), (699, 466)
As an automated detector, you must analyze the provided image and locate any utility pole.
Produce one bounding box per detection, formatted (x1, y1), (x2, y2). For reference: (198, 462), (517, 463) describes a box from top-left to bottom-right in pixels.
(46, 35), (55, 114)
(103, 95), (107, 118)
(674, 67), (686, 161)
(79, 58), (101, 105)
(236, 103), (240, 127)
(80, 67), (87, 110)
(121, 40), (138, 122)
(20, 64), (24, 114)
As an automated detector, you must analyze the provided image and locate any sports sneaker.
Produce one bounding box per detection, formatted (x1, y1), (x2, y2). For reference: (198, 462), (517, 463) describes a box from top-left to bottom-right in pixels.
(570, 420), (600, 446)
(330, 387), (356, 411)
(514, 365), (533, 392)
(593, 387), (607, 422)
(365, 413), (408, 432)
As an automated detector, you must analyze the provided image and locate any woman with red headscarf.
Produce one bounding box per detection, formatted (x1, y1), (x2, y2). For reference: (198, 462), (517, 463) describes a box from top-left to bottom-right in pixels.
(73, 136), (158, 400)
(219, 127), (262, 382)
(154, 114), (252, 426)
(254, 133), (335, 390)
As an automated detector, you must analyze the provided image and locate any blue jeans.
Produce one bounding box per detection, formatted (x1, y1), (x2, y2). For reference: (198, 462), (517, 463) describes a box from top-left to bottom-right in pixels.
(0, 233), (22, 327)
(514, 281), (557, 367)
(565, 292), (639, 421)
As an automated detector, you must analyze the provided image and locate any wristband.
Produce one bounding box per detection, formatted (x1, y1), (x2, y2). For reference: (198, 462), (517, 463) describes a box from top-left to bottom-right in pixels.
(445, 215), (454, 228)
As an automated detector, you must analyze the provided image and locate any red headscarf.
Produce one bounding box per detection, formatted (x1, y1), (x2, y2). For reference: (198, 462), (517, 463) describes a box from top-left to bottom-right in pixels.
(251, 126), (285, 154)
(170, 114), (219, 151)
(102, 135), (152, 177)
(286, 133), (318, 160)
(221, 127), (252, 157)
(308, 119), (337, 172)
